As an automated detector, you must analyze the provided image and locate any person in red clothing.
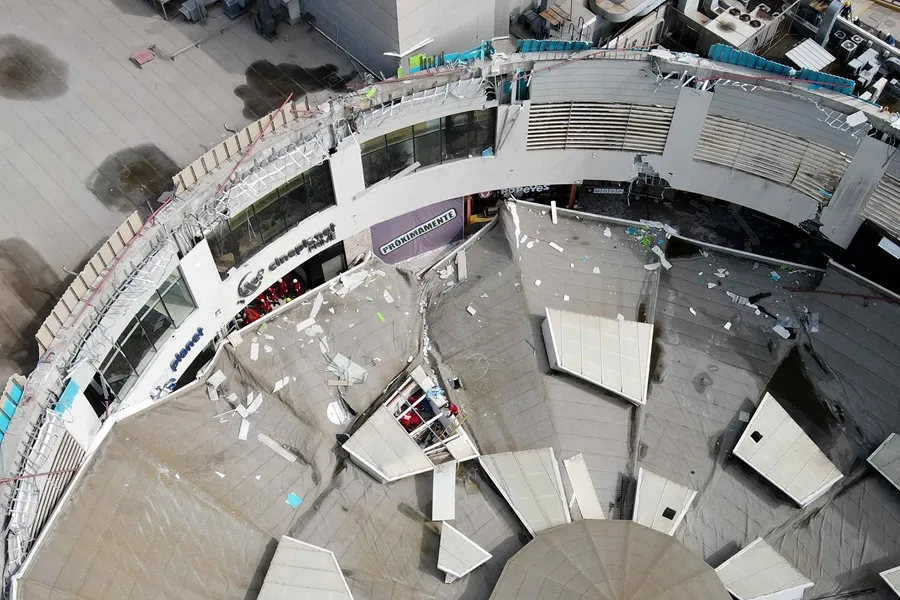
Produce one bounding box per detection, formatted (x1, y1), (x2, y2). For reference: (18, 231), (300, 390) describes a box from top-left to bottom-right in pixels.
(399, 410), (422, 431)
(290, 278), (302, 297)
(258, 296), (273, 314)
(242, 306), (262, 325)
(276, 278), (289, 298)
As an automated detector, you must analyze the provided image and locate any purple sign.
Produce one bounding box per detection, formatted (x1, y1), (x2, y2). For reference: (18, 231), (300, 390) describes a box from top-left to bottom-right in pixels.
(370, 198), (465, 264)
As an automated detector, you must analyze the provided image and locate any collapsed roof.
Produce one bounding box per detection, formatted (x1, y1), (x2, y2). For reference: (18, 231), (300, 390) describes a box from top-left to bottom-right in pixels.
(13, 202), (900, 600)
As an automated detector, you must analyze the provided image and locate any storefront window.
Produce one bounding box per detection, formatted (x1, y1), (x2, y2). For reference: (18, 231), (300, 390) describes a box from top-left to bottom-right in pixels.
(207, 162), (337, 277)
(98, 269), (197, 402)
(360, 109), (496, 187)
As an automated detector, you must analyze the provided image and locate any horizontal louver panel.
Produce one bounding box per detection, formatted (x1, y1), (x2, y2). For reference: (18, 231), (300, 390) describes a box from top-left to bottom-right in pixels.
(695, 116), (850, 204)
(863, 174), (900, 238)
(528, 102), (674, 154)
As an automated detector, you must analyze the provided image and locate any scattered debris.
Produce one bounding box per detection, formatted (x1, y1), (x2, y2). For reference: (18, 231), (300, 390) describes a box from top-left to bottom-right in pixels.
(739, 411), (750, 422)
(480, 293), (489, 298)
(644, 263), (661, 271)
(551, 200), (558, 224)
(304, 324), (324, 336)
(238, 419), (250, 441)
(208, 370), (227, 388)
(226, 331), (243, 347)
(549, 242), (564, 252)
(617, 314), (625, 321)
(225, 393), (237, 403)
(286, 492), (303, 508)
(272, 376), (290, 393)
(383, 289), (395, 304)
(724, 322), (732, 330)
(526, 241), (535, 249)
(603, 227), (612, 238)
(328, 380), (349, 387)
(535, 279), (542, 286)
(328, 354), (368, 385)
(769, 271), (781, 281)
(264, 345), (273, 354)
(250, 343), (259, 361)
(707, 282), (717, 289)
(520, 234), (528, 244)
(804, 312), (820, 333)
(466, 304), (477, 316)
(772, 324), (791, 339)
(457, 251), (468, 282)
(650, 246), (671, 270)
(247, 393), (263, 415)
(438, 264), (455, 280)
(563, 294), (570, 302)
(592, 267), (601, 274)
(376, 312), (385, 323)
(206, 386), (219, 403)
(258, 433), (296, 462)
(296, 317), (315, 332)
(715, 268), (729, 278)
(215, 471), (226, 478)
(690, 308), (697, 316)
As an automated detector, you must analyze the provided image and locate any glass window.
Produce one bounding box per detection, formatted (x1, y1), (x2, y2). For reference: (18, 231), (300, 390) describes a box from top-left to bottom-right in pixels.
(206, 162), (337, 276)
(362, 149), (389, 186)
(359, 109), (497, 187)
(360, 136), (385, 154)
(414, 131), (441, 168)
(386, 137), (414, 176)
(252, 193), (288, 243)
(159, 272), (195, 327)
(101, 348), (135, 397)
(139, 297), (174, 349)
(117, 317), (155, 376)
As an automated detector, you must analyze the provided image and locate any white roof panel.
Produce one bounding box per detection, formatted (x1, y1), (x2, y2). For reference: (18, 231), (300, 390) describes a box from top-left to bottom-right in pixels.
(342, 405), (434, 482)
(733, 393), (842, 507)
(868, 433), (900, 491)
(432, 460), (457, 521)
(716, 538), (813, 600)
(563, 453), (605, 520)
(479, 448), (571, 534)
(543, 308), (653, 405)
(258, 536), (354, 600)
(437, 523), (492, 582)
(785, 38), (836, 72)
(633, 468), (696, 536)
(882, 565), (900, 596)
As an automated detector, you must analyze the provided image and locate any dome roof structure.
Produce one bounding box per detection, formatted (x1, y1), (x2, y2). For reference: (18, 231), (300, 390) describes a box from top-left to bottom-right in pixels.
(489, 520), (731, 600)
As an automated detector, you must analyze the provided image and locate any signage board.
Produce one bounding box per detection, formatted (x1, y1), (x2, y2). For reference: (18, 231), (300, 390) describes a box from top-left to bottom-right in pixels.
(370, 198), (465, 264)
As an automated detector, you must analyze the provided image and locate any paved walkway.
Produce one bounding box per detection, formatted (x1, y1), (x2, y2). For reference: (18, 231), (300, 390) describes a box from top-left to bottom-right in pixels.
(0, 0), (356, 381)
(850, 0), (900, 39)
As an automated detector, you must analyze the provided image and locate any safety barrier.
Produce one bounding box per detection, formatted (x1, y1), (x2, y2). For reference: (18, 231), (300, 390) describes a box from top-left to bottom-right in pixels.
(516, 39), (592, 52)
(707, 43), (855, 95)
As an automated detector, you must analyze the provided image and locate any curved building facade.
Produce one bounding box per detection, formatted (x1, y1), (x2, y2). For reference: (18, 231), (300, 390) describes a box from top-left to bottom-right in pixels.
(4, 45), (900, 596)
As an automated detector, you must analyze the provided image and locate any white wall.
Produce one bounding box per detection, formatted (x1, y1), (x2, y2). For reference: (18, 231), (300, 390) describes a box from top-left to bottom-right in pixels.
(397, 0), (497, 56)
(111, 84), (885, 414)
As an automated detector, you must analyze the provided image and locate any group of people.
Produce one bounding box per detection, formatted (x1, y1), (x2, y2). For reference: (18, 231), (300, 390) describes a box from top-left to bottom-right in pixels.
(238, 274), (305, 327)
(840, 1), (896, 45)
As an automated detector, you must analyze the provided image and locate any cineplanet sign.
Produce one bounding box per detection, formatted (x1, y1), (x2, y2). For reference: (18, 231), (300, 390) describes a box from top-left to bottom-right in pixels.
(379, 209), (457, 255)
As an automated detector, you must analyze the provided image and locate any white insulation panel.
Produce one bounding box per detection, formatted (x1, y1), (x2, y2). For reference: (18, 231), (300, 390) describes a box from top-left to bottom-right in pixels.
(543, 308), (653, 405)
(868, 433), (900, 492)
(733, 393), (842, 507)
(633, 468), (696, 536)
(342, 405), (433, 482)
(716, 538), (813, 600)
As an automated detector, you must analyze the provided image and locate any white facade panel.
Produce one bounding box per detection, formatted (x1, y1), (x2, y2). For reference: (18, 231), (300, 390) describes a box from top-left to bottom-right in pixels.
(563, 453), (606, 520)
(733, 393), (842, 507)
(342, 405), (434, 482)
(716, 538), (813, 600)
(259, 536), (354, 600)
(437, 523), (492, 582)
(869, 433), (900, 491)
(882, 565), (900, 596)
(432, 460), (457, 521)
(479, 448), (571, 535)
(543, 308), (653, 405)
(633, 468), (696, 536)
